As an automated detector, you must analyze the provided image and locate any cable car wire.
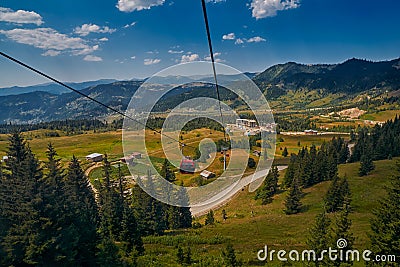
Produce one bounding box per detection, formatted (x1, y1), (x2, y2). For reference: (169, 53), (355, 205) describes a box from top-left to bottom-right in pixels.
(201, 0), (227, 142)
(0, 51), (196, 149)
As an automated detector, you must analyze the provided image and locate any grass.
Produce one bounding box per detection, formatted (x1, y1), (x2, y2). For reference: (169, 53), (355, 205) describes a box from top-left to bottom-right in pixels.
(140, 158), (398, 266)
(275, 133), (349, 158)
(0, 129), (396, 266)
(360, 109), (400, 121)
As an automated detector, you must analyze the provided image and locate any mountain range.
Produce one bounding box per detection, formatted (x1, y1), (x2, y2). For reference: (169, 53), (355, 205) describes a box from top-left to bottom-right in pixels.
(0, 58), (399, 124)
(0, 79), (118, 97)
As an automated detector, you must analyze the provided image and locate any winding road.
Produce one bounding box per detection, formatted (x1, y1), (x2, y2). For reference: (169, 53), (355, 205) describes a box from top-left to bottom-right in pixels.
(190, 165), (288, 217)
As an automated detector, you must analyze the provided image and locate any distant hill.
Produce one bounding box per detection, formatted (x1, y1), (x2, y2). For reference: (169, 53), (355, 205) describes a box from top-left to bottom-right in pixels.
(254, 58), (400, 94)
(0, 81), (141, 124)
(0, 79), (118, 96)
(0, 59), (399, 124)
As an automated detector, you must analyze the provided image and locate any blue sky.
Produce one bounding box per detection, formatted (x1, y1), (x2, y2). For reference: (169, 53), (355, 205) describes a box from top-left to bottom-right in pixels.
(0, 0), (399, 87)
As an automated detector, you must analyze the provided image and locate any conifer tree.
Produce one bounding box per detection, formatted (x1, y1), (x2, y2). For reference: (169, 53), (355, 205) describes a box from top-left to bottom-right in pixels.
(205, 210), (215, 225)
(330, 198), (354, 266)
(222, 244), (241, 267)
(282, 147), (289, 157)
(96, 229), (123, 267)
(176, 246), (184, 264)
(325, 175), (351, 213)
(64, 156), (98, 266)
(284, 177), (302, 215)
(359, 153), (374, 176)
(160, 159), (175, 182)
(132, 172), (167, 236)
(306, 212), (331, 266)
(370, 164), (400, 260)
(166, 181), (192, 230)
(99, 155), (124, 240)
(255, 165), (279, 204)
(0, 132), (43, 266)
(29, 143), (72, 265)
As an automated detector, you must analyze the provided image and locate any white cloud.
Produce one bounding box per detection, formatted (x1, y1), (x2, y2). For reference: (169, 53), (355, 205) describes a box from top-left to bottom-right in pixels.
(84, 55), (103, 62)
(168, 49), (184, 54)
(235, 38), (244, 45)
(222, 33), (235, 40)
(74, 23), (116, 36)
(0, 28), (99, 57)
(99, 37), (109, 42)
(42, 50), (61, 57)
(130, 56), (136, 60)
(204, 52), (224, 62)
(123, 21), (137, 28)
(144, 58), (161, 65)
(181, 54), (200, 63)
(247, 36), (266, 43)
(206, 0), (226, 3)
(0, 7), (43, 25)
(251, 0), (300, 19)
(117, 0), (165, 12)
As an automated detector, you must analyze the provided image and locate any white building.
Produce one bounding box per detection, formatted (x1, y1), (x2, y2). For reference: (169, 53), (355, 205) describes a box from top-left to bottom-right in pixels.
(200, 170), (216, 179)
(236, 119), (257, 128)
(85, 153), (104, 162)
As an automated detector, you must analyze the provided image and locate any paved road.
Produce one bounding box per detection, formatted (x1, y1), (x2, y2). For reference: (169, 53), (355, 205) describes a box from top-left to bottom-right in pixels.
(190, 165), (288, 217)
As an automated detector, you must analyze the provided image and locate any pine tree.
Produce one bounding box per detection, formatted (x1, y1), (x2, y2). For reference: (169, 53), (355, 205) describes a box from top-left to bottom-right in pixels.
(359, 153), (374, 176)
(97, 230), (123, 267)
(282, 147), (289, 157)
(176, 246), (184, 264)
(284, 177), (302, 215)
(325, 175), (351, 213)
(330, 198), (354, 266)
(307, 212), (331, 266)
(0, 132), (43, 266)
(282, 154), (297, 188)
(370, 164), (400, 261)
(132, 172), (167, 236)
(64, 156), (98, 266)
(325, 175), (341, 213)
(120, 203), (144, 256)
(247, 157), (256, 168)
(28, 143), (73, 266)
(160, 159), (175, 182)
(222, 244), (241, 267)
(255, 165), (279, 204)
(184, 247), (192, 265)
(205, 210), (215, 225)
(99, 155), (124, 240)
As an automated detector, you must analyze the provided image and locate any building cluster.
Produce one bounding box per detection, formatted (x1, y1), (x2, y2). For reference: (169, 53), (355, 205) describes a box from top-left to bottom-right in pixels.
(85, 152), (142, 166)
(227, 119), (276, 136)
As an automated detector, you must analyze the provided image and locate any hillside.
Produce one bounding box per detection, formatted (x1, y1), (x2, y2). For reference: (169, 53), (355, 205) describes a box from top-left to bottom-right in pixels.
(0, 81), (141, 123)
(254, 58), (400, 94)
(1, 58), (399, 123)
(0, 79), (117, 96)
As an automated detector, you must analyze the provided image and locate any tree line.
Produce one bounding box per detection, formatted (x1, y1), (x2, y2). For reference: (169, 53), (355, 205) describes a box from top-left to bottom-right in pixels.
(0, 119), (122, 135)
(283, 137), (349, 189)
(350, 116), (400, 163)
(0, 132), (192, 266)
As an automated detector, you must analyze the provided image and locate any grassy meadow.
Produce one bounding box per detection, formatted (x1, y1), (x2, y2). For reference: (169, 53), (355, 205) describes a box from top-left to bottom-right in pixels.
(0, 129), (396, 266)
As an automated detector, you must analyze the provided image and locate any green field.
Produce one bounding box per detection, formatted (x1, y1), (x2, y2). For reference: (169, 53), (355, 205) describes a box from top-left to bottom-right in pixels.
(360, 109), (400, 121)
(0, 129), (395, 266)
(140, 158), (397, 266)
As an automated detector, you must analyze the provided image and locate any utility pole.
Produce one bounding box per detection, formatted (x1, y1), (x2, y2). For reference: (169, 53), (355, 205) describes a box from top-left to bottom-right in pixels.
(222, 147), (228, 171)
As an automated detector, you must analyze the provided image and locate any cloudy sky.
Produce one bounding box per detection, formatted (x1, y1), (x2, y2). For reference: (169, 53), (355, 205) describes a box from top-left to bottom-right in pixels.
(0, 0), (399, 87)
